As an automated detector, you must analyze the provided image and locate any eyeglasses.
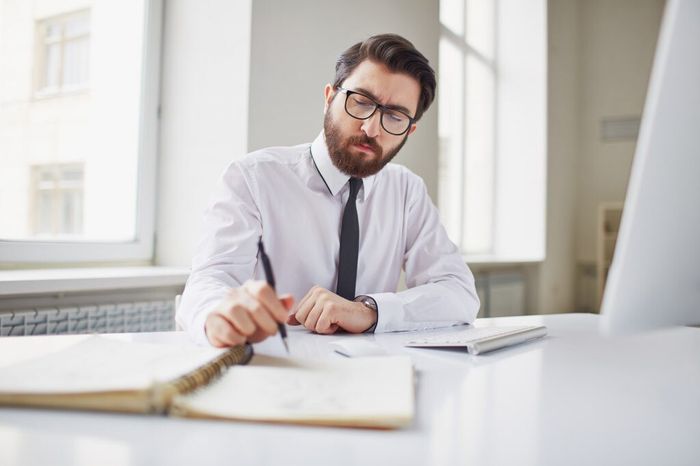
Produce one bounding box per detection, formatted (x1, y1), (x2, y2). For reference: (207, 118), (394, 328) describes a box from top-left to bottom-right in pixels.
(336, 87), (415, 136)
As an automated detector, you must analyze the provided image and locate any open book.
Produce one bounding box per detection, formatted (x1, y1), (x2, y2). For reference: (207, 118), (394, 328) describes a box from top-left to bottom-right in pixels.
(0, 335), (414, 429)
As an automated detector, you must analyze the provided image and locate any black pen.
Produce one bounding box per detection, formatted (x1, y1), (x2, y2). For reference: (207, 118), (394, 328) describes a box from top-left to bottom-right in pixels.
(258, 239), (289, 354)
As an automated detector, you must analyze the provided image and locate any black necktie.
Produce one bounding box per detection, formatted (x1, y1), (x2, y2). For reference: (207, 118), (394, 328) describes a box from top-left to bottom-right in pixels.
(336, 177), (362, 300)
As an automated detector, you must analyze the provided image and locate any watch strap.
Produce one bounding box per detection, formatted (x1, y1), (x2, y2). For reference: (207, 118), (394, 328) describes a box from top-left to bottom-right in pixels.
(354, 295), (378, 333)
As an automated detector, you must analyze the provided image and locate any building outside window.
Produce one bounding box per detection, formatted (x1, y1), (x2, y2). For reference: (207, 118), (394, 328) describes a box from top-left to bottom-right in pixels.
(36, 10), (90, 96)
(31, 163), (85, 237)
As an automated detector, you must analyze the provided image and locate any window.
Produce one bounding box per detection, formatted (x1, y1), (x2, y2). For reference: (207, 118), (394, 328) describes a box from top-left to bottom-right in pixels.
(0, 0), (162, 263)
(439, 0), (547, 262)
(31, 163), (85, 237)
(36, 10), (91, 96)
(439, 0), (496, 255)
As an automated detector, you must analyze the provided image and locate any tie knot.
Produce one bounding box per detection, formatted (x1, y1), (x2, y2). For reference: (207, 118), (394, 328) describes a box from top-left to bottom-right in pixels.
(348, 177), (362, 199)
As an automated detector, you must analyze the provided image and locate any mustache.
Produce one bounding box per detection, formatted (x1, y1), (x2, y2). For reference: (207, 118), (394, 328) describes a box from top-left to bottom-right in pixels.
(345, 135), (382, 155)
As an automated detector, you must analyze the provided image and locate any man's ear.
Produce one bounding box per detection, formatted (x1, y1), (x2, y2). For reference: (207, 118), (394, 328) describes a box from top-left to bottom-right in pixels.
(323, 84), (334, 114)
(408, 123), (418, 136)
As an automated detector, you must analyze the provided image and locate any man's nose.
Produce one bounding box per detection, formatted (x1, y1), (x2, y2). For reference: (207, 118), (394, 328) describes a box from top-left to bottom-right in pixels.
(361, 111), (382, 138)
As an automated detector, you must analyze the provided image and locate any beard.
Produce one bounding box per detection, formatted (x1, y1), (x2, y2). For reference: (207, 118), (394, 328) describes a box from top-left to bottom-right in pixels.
(323, 110), (408, 178)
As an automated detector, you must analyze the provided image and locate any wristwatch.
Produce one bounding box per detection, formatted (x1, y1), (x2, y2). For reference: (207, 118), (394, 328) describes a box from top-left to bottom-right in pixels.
(354, 295), (378, 333)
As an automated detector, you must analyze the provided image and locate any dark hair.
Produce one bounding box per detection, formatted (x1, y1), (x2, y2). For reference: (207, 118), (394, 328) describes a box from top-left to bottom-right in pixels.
(333, 34), (436, 121)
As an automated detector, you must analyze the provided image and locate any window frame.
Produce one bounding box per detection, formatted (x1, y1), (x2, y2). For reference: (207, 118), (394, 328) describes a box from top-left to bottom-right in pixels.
(0, 0), (163, 265)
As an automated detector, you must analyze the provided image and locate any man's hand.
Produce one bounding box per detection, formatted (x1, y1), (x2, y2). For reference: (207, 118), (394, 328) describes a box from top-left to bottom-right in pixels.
(205, 280), (294, 348)
(287, 286), (377, 334)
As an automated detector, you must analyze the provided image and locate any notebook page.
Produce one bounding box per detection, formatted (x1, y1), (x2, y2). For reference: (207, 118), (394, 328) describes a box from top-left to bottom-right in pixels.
(0, 335), (226, 394)
(174, 355), (414, 426)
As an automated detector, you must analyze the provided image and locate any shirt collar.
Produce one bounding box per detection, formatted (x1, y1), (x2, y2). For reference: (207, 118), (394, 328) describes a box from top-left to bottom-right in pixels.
(310, 131), (376, 199)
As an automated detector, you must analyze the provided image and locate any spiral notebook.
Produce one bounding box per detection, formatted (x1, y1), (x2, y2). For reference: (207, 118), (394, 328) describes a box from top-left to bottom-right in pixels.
(0, 335), (414, 429)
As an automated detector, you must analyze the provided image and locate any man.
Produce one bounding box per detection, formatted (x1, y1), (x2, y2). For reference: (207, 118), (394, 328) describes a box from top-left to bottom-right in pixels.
(178, 34), (480, 347)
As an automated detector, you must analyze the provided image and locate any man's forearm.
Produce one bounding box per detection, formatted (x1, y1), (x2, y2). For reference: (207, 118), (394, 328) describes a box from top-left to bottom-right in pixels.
(369, 280), (480, 333)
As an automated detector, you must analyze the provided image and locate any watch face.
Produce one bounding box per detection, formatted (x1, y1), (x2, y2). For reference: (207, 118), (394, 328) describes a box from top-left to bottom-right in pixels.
(354, 295), (376, 311)
(361, 297), (377, 311)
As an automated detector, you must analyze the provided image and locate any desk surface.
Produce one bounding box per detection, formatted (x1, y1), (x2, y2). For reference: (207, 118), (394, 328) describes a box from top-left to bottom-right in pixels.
(1, 313), (699, 466)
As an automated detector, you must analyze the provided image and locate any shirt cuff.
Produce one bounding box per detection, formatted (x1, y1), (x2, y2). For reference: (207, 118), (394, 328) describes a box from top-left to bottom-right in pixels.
(177, 291), (222, 347)
(190, 309), (214, 347)
(360, 296), (379, 333)
(369, 292), (404, 333)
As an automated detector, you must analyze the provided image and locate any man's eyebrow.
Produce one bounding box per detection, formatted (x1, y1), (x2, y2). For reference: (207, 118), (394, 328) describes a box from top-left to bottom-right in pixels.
(354, 87), (414, 116)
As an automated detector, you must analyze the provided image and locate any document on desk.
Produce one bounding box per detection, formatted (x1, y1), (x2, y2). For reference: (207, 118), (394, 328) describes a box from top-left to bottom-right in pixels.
(0, 335), (414, 429)
(405, 325), (547, 355)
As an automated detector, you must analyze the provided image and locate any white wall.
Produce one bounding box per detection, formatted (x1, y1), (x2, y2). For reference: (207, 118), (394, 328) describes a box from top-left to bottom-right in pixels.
(533, 0), (580, 314)
(155, 0), (252, 266)
(535, 0), (664, 313)
(575, 0), (665, 264)
(247, 0), (440, 200)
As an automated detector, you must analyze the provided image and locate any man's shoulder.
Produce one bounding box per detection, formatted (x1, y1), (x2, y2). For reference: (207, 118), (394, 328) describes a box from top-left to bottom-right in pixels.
(218, 143), (311, 188)
(380, 163), (427, 189)
(237, 142), (310, 169)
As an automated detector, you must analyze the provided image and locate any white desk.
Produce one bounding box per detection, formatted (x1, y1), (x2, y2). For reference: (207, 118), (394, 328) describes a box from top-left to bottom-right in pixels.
(0, 313), (699, 466)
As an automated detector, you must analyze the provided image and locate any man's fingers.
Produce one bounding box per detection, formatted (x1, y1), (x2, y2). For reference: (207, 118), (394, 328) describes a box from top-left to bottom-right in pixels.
(294, 286), (318, 319)
(213, 294), (257, 336)
(303, 302), (324, 332)
(205, 286), (298, 346)
(292, 296), (309, 319)
(279, 294), (295, 310)
(294, 289), (316, 325)
(206, 313), (246, 347)
(281, 295), (297, 324)
(287, 310), (301, 325)
(225, 304), (257, 336)
(240, 291), (279, 335)
(243, 280), (288, 323)
(316, 310), (339, 334)
(247, 327), (271, 343)
(314, 305), (338, 335)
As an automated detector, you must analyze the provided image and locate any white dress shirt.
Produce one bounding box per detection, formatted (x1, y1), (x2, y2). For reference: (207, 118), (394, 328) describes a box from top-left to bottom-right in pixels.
(178, 132), (480, 345)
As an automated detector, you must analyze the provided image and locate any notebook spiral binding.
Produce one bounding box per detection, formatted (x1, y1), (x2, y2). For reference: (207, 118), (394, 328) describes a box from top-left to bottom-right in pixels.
(151, 344), (254, 413)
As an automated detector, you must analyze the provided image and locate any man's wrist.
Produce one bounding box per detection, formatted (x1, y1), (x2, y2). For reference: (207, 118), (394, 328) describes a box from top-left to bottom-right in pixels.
(354, 295), (378, 333)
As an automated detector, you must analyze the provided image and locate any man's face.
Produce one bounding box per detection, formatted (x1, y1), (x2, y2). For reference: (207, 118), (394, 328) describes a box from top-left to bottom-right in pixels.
(323, 59), (420, 178)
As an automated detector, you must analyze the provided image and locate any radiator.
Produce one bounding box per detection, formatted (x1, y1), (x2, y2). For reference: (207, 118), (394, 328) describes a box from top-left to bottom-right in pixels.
(474, 270), (526, 318)
(0, 300), (175, 337)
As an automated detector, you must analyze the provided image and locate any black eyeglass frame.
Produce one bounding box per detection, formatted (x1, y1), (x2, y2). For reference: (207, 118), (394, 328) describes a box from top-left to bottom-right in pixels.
(336, 87), (416, 136)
